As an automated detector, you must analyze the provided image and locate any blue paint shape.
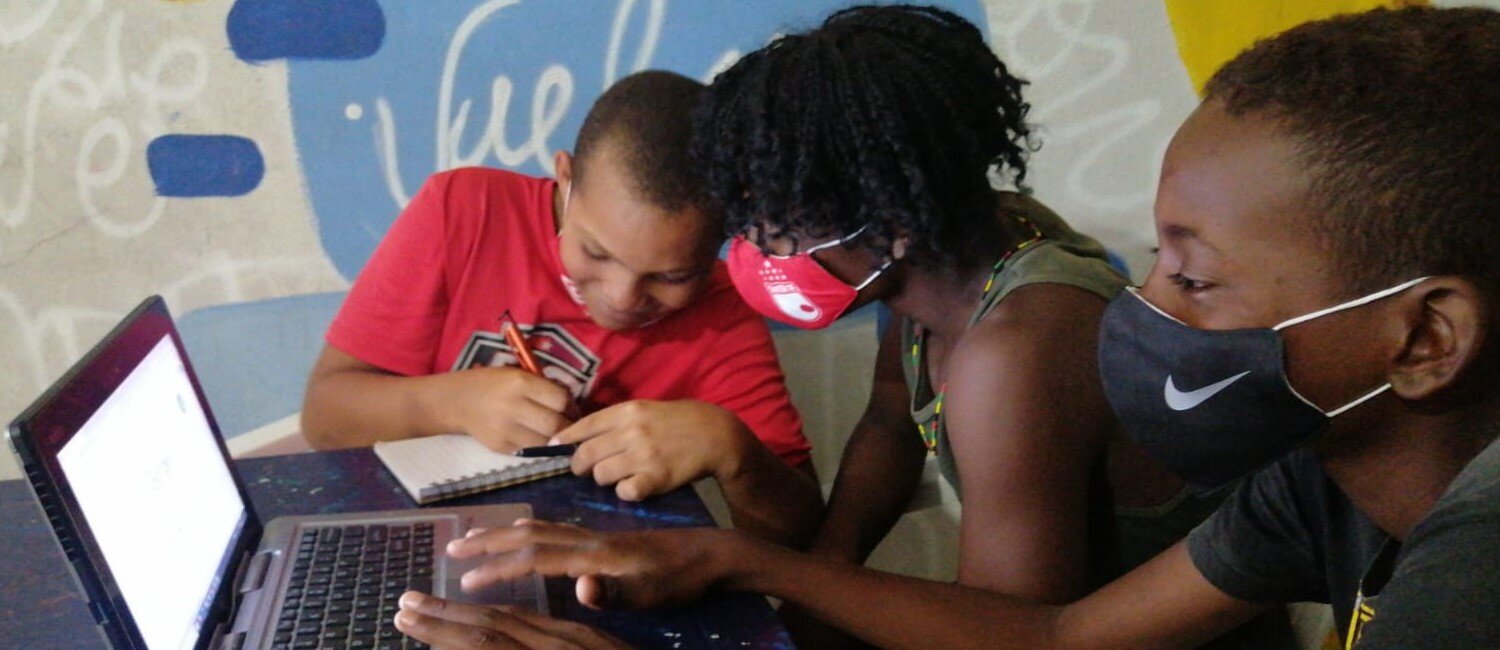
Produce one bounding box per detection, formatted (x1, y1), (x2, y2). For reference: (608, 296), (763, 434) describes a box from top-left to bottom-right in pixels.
(283, 0), (986, 280)
(227, 0), (385, 62)
(147, 134), (265, 197)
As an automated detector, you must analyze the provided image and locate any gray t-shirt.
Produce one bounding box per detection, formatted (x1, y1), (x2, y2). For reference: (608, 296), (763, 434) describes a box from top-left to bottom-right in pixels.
(1187, 436), (1500, 648)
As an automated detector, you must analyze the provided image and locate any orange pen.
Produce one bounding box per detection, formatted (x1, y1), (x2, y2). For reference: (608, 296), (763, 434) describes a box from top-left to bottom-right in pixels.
(500, 312), (582, 453)
(499, 312), (543, 376)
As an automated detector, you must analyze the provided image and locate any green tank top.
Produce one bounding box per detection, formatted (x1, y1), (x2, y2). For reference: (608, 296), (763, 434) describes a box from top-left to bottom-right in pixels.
(899, 193), (1231, 584)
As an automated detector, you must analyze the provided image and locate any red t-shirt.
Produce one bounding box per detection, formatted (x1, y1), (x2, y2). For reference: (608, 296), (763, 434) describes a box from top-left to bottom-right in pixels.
(327, 168), (810, 465)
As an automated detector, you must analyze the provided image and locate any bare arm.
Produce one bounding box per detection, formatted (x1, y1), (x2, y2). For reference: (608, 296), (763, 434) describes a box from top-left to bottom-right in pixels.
(780, 321), (924, 647)
(738, 537), (1266, 649)
(806, 321), (928, 563)
(451, 523), (1268, 650)
(781, 286), (1120, 645)
(944, 284), (1116, 602)
(710, 417), (824, 547)
(555, 398), (823, 546)
(300, 345), (572, 451)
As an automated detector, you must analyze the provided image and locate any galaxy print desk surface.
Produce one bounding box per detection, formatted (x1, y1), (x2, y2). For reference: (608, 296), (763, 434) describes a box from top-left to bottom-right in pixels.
(0, 448), (792, 649)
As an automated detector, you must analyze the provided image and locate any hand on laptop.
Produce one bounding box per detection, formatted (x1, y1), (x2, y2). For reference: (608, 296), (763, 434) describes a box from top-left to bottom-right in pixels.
(446, 366), (576, 453)
(446, 519), (733, 611)
(550, 399), (756, 500)
(394, 591), (628, 649)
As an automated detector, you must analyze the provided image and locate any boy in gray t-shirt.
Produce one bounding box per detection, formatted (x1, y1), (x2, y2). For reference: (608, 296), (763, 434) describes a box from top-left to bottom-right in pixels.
(1190, 441), (1500, 647)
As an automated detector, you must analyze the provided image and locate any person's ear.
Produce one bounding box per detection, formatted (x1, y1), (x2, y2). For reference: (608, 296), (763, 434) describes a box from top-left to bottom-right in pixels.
(554, 150), (574, 190)
(1388, 277), (1489, 400)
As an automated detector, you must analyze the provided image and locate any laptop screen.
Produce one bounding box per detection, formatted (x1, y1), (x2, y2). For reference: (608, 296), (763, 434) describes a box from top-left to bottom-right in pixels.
(54, 334), (247, 650)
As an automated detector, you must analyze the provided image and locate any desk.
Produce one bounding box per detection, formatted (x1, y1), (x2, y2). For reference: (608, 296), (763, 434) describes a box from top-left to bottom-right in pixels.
(0, 449), (791, 649)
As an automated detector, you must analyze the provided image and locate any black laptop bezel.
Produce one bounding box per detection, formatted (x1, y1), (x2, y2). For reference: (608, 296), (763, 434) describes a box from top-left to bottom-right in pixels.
(5, 296), (267, 650)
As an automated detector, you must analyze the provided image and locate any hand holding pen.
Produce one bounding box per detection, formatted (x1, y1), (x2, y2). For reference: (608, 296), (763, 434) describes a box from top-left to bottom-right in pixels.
(500, 311), (582, 457)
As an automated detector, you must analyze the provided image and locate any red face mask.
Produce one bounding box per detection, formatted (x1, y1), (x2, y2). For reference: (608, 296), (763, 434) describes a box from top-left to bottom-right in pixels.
(726, 227), (890, 330)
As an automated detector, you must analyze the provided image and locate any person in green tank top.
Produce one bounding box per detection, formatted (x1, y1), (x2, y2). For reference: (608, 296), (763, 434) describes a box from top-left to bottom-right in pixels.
(701, 6), (1288, 648)
(391, 7), (1500, 650)
(390, 5), (1287, 648)
(386, 6), (1291, 649)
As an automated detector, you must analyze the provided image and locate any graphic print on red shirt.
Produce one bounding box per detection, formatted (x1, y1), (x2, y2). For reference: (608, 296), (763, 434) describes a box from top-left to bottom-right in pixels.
(451, 323), (599, 402)
(327, 167), (810, 465)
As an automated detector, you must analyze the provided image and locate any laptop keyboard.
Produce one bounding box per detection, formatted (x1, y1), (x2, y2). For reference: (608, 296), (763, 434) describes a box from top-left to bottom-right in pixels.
(272, 523), (436, 650)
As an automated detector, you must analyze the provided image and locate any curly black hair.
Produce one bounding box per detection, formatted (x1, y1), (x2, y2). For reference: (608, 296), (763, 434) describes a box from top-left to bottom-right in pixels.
(1206, 7), (1500, 297)
(693, 4), (1034, 270)
(575, 70), (706, 213)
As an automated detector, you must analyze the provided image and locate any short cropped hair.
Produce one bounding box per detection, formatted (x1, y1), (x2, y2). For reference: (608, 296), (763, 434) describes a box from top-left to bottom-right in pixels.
(1206, 7), (1500, 296)
(573, 70), (707, 214)
(693, 4), (1034, 271)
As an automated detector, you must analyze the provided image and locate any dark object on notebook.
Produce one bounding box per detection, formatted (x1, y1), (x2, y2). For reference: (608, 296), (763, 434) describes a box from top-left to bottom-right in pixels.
(514, 443), (579, 458)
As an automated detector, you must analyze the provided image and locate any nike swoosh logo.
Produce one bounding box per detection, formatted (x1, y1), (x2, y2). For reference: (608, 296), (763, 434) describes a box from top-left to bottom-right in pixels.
(1164, 371), (1251, 411)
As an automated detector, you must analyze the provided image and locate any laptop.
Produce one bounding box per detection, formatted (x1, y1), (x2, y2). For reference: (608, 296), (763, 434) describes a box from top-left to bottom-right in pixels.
(7, 296), (547, 650)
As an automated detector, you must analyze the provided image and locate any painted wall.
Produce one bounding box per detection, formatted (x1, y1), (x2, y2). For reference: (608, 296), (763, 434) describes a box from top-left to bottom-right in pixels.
(5, 0), (1490, 481)
(1, 0), (983, 452)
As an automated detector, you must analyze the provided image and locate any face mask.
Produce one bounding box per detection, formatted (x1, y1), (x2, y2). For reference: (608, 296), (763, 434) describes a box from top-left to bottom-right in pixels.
(726, 226), (890, 329)
(1097, 277), (1427, 491)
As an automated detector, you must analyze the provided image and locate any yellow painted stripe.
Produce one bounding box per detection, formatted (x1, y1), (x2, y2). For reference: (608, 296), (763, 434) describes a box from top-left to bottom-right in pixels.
(1164, 0), (1428, 95)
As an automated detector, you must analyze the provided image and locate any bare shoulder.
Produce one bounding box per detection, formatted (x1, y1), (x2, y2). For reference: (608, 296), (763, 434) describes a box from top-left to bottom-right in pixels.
(943, 282), (1115, 451)
(949, 282), (1111, 378)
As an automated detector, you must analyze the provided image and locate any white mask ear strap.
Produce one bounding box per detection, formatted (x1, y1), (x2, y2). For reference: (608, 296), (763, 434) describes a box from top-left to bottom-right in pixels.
(1286, 376), (1393, 417)
(805, 224), (871, 254)
(1325, 383), (1392, 417)
(1125, 286), (1191, 326)
(1273, 277), (1430, 331)
(853, 260), (893, 291)
(563, 183), (572, 213)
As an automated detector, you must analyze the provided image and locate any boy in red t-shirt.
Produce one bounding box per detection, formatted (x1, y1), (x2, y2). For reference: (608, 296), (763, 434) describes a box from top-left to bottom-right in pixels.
(300, 71), (820, 545)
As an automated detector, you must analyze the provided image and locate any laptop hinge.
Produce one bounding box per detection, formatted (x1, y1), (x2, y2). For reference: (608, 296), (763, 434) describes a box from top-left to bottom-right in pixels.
(237, 549), (273, 594)
(209, 625), (246, 650)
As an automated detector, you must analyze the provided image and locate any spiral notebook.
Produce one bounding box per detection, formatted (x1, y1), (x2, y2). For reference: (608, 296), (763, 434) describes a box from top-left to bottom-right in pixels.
(373, 434), (572, 504)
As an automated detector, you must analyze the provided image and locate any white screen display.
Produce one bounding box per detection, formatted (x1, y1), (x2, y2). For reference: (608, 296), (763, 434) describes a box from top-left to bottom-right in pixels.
(57, 337), (247, 650)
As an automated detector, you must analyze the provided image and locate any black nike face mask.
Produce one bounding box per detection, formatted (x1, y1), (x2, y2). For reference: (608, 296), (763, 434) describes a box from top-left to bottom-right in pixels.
(1097, 278), (1426, 491)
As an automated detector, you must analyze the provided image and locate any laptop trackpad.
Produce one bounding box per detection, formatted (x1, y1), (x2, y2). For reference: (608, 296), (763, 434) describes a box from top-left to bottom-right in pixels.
(443, 556), (545, 612)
